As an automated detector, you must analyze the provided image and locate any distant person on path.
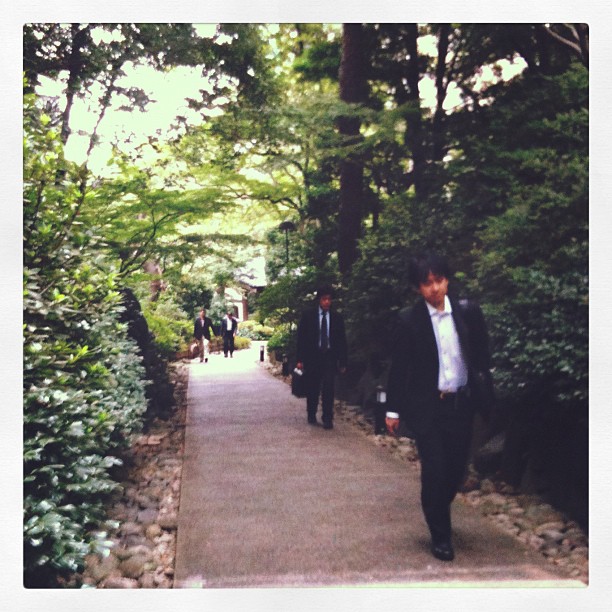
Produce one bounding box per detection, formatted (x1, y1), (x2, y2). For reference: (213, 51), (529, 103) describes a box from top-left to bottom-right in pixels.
(193, 308), (214, 363)
(386, 252), (494, 562)
(296, 284), (348, 430)
(221, 310), (238, 358)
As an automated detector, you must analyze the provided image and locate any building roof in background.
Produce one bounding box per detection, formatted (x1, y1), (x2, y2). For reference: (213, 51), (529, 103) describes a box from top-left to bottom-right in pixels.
(235, 256), (267, 288)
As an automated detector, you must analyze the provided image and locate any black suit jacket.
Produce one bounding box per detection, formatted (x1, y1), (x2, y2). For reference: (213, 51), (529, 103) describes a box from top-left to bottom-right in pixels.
(194, 316), (214, 340)
(386, 296), (494, 435)
(296, 308), (348, 370)
(221, 316), (238, 336)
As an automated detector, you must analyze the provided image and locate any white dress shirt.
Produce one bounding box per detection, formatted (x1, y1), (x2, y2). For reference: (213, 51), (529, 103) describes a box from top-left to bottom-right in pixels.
(426, 296), (468, 393)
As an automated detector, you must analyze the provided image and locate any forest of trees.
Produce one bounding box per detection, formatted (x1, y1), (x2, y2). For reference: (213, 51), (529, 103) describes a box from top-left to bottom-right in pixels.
(23, 23), (588, 586)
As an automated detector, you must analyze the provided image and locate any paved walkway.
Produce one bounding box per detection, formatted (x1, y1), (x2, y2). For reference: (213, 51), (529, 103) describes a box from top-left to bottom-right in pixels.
(174, 345), (582, 588)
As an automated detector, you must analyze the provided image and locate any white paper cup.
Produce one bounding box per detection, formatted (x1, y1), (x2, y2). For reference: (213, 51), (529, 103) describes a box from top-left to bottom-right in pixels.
(385, 411), (400, 435)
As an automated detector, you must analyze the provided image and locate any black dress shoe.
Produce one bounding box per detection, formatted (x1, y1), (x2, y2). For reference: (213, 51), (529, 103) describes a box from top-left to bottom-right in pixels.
(307, 417), (318, 426)
(431, 541), (454, 561)
(322, 421), (333, 430)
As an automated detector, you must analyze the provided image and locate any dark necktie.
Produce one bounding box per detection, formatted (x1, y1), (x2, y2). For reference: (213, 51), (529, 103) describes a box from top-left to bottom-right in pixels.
(320, 312), (329, 351)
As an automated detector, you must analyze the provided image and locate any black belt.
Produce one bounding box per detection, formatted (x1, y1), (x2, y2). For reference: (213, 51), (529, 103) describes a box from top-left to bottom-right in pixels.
(438, 386), (469, 401)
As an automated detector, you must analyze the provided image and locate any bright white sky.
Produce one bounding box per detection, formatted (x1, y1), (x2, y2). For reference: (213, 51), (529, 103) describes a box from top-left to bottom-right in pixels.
(36, 25), (527, 177)
(43, 64), (214, 173)
(38, 24), (229, 174)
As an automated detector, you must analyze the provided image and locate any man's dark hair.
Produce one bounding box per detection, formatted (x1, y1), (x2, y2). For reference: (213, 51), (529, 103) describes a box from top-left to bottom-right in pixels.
(316, 284), (334, 299)
(408, 252), (451, 288)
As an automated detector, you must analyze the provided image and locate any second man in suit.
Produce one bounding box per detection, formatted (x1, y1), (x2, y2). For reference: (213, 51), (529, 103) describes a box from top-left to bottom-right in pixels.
(221, 310), (238, 358)
(296, 285), (348, 429)
(194, 308), (215, 363)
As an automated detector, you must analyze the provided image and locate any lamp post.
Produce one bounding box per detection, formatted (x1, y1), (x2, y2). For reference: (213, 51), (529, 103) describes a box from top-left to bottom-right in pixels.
(278, 220), (296, 271)
(375, 385), (387, 435)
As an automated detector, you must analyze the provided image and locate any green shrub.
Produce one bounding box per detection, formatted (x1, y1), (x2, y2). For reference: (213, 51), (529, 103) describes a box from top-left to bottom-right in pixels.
(142, 294), (192, 358)
(237, 319), (275, 340)
(238, 319), (257, 331)
(23, 92), (148, 587)
(23, 262), (148, 587)
(234, 336), (251, 350)
(266, 323), (296, 358)
(466, 68), (589, 410)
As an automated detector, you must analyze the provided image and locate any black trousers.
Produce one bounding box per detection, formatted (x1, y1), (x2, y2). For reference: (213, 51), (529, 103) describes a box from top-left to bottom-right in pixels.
(223, 334), (235, 356)
(305, 352), (337, 424)
(414, 394), (474, 544)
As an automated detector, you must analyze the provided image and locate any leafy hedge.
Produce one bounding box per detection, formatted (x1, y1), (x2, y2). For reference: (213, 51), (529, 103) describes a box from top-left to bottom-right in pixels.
(23, 268), (147, 586)
(265, 323), (296, 358)
(464, 67), (589, 410)
(23, 91), (148, 587)
(237, 319), (275, 340)
(142, 291), (192, 359)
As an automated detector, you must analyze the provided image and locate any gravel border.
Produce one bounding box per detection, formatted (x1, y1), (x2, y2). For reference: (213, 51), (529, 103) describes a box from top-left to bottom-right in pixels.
(75, 362), (188, 588)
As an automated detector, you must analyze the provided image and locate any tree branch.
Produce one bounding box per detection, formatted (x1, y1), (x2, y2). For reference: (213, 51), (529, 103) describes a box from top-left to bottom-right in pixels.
(542, 24), (588, 68)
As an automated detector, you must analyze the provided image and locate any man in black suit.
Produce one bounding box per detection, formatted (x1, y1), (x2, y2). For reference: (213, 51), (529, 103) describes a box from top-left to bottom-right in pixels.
(221, 310), (238, 358)
(296, 285), (348, 429)
(193, 308), (214, 363)
(386, 252), (494, 562)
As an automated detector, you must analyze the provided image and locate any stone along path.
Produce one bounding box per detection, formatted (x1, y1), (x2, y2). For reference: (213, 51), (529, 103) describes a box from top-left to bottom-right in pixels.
(174, 345), (582, 588)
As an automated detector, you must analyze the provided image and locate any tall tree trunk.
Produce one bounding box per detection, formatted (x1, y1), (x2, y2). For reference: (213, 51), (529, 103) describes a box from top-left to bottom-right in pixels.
(60, 24), (88, 146)
(432, 24), (451, 162)
(338, 23), (368, 277)
(404, 23), (426, 199)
